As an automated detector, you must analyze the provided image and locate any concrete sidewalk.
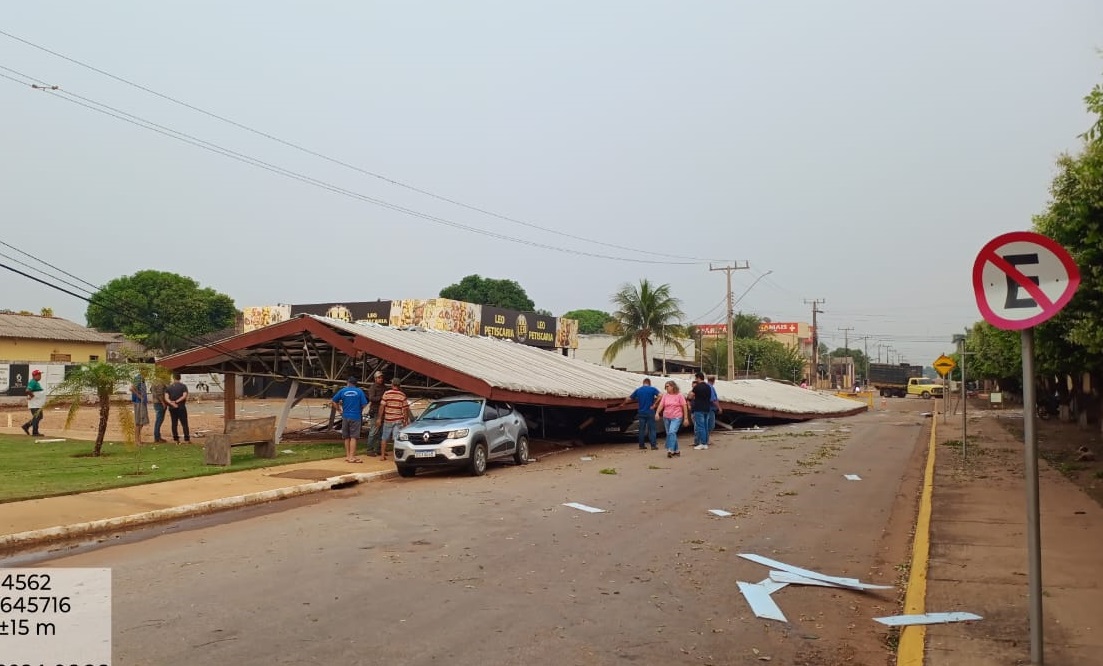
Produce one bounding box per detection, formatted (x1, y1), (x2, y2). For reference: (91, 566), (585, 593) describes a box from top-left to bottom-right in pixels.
(0, 455), (397, 553)
(921, 410), (1103, 666)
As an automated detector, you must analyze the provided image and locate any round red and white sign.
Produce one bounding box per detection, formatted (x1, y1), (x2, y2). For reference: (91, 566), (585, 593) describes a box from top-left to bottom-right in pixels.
(972, 231), (1080, 331)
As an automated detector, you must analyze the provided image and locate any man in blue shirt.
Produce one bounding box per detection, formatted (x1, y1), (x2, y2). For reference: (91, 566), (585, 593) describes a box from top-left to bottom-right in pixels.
(623, 377), (661, 450)
(332, 376), (368, 463)
(707, 375), (722, 434)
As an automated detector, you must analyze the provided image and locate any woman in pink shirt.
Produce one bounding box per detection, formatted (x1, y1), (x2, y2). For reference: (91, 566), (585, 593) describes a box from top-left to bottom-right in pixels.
(655, 380), (690, 458)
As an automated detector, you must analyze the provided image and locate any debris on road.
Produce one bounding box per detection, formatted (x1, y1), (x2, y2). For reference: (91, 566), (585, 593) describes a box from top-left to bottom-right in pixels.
(562, 502), (605, 514)
(708, 509), (733, 517)
(739, 553), (892, 591)
(757, 577), (789, 594)
(844, 474), (862, 481)
(34, 438), (66, 443)
(580, 456), (594, 462)
(873, 612), (983, 626)
(737, 581), (788, 622)
(599, 468), (617, 475)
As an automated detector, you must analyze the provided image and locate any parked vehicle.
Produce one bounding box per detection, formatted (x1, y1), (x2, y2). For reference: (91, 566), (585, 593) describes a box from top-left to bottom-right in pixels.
(906, 376), (944, 399)
(868, 363), (924, 398)
(393, 395), (529, 477)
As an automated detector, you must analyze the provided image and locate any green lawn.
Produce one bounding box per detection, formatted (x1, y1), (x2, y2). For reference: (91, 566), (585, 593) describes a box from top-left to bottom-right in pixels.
(0, 435), (347, 503)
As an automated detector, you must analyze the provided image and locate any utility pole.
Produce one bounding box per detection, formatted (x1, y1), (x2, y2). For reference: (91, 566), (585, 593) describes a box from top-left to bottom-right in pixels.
(804, 299), (825, 386)
(711, 261), (750, 380)
(839, 326), (854, 387)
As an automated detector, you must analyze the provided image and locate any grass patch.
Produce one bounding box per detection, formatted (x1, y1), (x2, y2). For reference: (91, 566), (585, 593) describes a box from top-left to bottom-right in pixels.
(599, 468), (617, 475)
(0, 435), (347, 503)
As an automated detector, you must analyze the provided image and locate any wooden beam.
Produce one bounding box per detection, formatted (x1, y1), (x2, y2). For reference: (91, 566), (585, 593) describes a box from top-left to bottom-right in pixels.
(224, 373), (237, 425)
(274, 379), (300, 446)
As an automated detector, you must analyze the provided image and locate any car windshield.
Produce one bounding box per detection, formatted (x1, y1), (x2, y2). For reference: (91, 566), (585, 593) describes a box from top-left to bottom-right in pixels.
(417, 399), (482, 421)
(916, 378), (937, 384)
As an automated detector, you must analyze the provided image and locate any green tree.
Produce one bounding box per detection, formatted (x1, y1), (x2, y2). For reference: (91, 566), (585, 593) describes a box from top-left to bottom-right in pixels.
(562, 308), (614, 335)
(86, 271), (236, 354)
(603, 280), (686, 372)
(439, 275), (536, 311)
(830, 347), (870, 378)
(702, 338), (805, 381)
(966, 322), (1022, 390)
(47, 361), (146, 456)
(732, 313), (764, 339)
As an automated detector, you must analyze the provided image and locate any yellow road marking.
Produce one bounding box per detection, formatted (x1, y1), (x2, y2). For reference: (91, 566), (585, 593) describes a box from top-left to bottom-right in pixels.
(897, 415), (937, 665)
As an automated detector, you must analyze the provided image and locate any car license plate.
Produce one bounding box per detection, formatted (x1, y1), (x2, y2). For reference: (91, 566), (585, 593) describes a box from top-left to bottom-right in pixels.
(414, 450), (436, 458)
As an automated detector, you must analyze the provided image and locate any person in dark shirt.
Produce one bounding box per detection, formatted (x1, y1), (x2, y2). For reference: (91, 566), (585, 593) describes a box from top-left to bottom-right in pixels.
(164, 373), (190, 443)
(622, 378), (661, 450)
(690, 372), (717, 450)
(365, 372), (386, 456)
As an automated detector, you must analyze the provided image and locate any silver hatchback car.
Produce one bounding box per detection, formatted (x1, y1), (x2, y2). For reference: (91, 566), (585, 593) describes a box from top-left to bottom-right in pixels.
(394, 395), (529, 477)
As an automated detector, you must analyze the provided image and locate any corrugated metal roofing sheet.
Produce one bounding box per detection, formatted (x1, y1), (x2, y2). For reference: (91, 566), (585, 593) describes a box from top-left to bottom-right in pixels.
(318, 317), (860, 417)
(0, 313), (116, 343)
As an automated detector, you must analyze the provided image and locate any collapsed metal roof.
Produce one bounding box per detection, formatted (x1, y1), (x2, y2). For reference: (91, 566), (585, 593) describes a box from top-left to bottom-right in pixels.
(160, 315), (865, 420)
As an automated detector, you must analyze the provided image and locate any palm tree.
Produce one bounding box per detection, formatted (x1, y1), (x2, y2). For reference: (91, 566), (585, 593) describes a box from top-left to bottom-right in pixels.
(603, 280), (686, 372)
(48, 361), (146, 456)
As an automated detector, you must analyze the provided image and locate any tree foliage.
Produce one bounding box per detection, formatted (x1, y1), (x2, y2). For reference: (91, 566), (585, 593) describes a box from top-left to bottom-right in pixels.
(48, 361), (147, 456)
(702, 338), (805, 382)
(562, 309), (614, 335)
(86, 271), (236, 354)
(439, 274), (536, 311)
(732, 313), (764, 339)
(965, 322), (1022, 390)
(603, 280), (686, 371)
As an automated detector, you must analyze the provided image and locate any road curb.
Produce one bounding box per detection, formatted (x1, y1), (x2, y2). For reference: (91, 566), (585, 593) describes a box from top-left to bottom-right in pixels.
(897, 412), (938, 665)
(0, 469), (398, 554)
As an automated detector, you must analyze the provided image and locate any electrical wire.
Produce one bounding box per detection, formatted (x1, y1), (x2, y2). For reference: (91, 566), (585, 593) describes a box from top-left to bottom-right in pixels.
(0, 29), (719, 263)
(0, 67), (702, 266)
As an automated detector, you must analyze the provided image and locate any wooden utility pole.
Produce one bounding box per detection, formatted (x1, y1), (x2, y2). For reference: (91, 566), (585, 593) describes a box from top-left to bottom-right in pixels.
(804, 299), (825, 385)
(839, 326), (854, 387)
(710, 261), (750, 380)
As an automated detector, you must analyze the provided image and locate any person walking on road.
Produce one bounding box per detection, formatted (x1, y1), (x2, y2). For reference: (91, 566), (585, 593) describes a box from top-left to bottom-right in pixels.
(22, 369), (46, 436)
(150, 375), (168, 443)
(332, 376), (368, 463)
(129, 371), (150, 446)
(165, 373), (191, 443)
(365, 371), (386, 456)
(622, 377), (661, 450)
(377, 379), (411, 462)
(656, 380), (690, 458)
(706, 375), (722, 435)
(690, 372), (718, 450)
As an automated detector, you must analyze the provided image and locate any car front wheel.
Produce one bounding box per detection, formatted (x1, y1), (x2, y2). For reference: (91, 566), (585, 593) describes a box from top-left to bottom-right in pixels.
(396, 465), (417, 478)
(921, 391), (931, 399)
(469, 442), (488, 476)
(513, 435), (529, 465)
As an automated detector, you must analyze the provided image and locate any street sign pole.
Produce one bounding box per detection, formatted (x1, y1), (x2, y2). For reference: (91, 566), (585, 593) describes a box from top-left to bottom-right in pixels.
(972, 230), (1081, 666)
(1022, 327), (1043, 665)
(961, 329), (968, 465)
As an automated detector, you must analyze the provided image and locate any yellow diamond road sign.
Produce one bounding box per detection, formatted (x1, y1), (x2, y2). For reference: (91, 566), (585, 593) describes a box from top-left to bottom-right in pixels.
(933, 354), (956, 376)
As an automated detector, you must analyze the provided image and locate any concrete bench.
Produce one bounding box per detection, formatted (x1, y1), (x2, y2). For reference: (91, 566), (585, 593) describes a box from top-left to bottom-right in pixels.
(204, 416), (278, 466)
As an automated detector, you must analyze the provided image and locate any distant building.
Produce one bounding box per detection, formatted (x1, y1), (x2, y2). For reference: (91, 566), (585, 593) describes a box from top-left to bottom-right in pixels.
(0, 312), (114, 363)
(572, 334), (697, 374)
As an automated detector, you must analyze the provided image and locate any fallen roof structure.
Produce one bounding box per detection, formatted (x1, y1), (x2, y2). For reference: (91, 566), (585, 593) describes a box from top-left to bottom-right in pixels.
(160, 315), (865, 429)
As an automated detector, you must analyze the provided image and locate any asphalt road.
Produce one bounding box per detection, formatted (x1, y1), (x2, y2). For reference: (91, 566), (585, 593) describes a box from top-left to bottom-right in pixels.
(36, 402), (931, 666)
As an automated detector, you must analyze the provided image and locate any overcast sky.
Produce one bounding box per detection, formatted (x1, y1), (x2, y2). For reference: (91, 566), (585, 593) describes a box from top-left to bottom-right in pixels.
(2, 1), (1101, 365)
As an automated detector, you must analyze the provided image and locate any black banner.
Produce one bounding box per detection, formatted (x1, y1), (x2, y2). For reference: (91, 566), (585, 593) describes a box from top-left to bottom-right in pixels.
(291, 301), (392, 325)
(480, 306), (556, 348)
(6, 363), (29, 397)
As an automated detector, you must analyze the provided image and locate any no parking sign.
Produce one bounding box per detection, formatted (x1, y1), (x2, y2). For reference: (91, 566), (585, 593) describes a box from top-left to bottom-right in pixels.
(972, 231), (1080, 331)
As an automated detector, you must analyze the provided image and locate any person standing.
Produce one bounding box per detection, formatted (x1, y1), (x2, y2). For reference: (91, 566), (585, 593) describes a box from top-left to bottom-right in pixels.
(690, 372), (718, 450)
(130, 371), (150, 446)
(150, 375), (168, 443)
(22, 369), (46, 436)
(656, 380), (690, 458)
(377, 379), (411, 462)
(331, 376), (368, 463)
(622, 378), (660, 450)
(165, 372), (191, 443)
(365, 371), (386, 456)
(706, 375), (723, 434)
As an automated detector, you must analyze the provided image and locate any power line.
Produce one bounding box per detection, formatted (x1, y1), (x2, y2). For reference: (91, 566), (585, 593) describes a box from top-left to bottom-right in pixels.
(0, 28), (717, 264)
(0, 66), (700, 266)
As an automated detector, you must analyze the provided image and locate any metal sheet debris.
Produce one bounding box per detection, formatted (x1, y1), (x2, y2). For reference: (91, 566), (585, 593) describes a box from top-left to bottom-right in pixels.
(769, 571), (893, 591)
(739, 553), (889, 591)
(873, 612), (982, 627)
(844, 474), (862, 481)
(709, 509), (734, 517)
(737, 582), (788, 622)
(562, 502), (605, 514)
(757, 578), (789, 594)
(34, 438), (66, 443)
(580, 457), (594, 462)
